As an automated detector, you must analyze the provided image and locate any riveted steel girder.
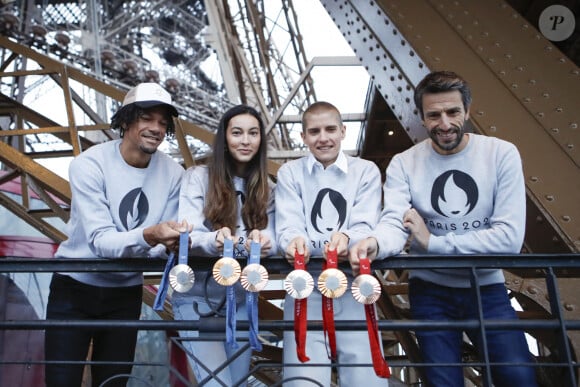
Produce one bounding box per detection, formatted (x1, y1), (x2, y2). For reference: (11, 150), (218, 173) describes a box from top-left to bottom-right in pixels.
(321, 0), (579, 253)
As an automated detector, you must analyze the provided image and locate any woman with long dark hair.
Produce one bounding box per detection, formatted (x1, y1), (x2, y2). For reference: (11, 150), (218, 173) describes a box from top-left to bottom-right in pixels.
(171, 104), (275, 386)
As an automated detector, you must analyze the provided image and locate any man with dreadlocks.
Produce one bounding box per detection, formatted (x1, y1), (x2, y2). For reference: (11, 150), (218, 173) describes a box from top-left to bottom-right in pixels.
(45, 83), (187, 387)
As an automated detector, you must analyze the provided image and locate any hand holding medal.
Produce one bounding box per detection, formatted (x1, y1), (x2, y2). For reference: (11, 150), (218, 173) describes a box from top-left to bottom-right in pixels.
(240, 236), (269, 292)
(212, 237), (241, 286)
(169, 225), (195, 293)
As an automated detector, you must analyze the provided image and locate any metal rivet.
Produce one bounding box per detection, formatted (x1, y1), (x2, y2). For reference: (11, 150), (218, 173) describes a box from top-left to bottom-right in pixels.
(562, 215), (571, 222)
(564, 303), (575, 311)
(527, 286), (538, 295)
(511, 83), (518, 89)
(477, 111), (484, 116)
(535, 215), (543, 222)
(556, 107), (564, 113)
(488, 58), (496, 63)
(537, 112), (545, 118)
(567, 143), (574, 149)
(551, 128), (559, 133)
(523, 97), (531, 102)
(489, 125), (497, 132)
(530, 176), (539, 182)
(559, 58), (566, 63)
(571, 123), (578, 129)
(529, 79), (536, 85)
(517, 66), (524, 71)
(545, 195), (554, 201)
(542, 92), (549, 98)
(505, 54), (512, 59)
(545, 46), (553, 51)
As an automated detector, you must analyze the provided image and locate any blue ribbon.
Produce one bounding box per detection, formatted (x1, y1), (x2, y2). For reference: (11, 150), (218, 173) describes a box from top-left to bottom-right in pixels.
(247, 241), (263, 351)
(223, 239), (238, 349)
(153, 251), (175, 311)
(153, 231), (188, 310)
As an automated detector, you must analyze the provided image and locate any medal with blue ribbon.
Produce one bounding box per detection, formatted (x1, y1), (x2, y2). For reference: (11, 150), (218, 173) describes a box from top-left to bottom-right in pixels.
(240, 241), (268, 351)
(169, 231), (195, 293)
(212, 239), (241, 348)
(154, 230), (192, 310)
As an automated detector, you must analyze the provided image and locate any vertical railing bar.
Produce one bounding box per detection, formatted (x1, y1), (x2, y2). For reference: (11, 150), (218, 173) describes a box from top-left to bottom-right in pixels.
(545, 266), (577, 386)
(470, 267), (493, 387)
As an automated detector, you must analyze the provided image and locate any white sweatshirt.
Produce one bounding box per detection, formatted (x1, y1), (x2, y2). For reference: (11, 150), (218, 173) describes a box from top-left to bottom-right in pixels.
(276, 151), (382, 258)
(56, 139), (184, 287)
(374, 134), (526, 287)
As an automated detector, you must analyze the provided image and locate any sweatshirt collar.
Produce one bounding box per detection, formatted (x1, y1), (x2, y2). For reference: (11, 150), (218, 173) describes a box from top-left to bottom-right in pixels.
(306, 150), (348, 174)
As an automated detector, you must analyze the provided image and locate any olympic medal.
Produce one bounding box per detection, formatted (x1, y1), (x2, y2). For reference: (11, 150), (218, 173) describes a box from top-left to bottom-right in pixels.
(212, 257), (241, 286)
(317, 268), (348, 298)
(284, 269), (314, 299)
(240, 263), (269, 292)
(168, 263), (195, 293)
(351, 274), (381, 304)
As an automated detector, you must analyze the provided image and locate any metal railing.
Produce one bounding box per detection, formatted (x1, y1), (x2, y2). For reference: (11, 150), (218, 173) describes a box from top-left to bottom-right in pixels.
(1, 254), (579, 386)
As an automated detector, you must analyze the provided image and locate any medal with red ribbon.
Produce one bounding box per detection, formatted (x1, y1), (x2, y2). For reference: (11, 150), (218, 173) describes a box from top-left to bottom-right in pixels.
(283, 250), (313, 362)
(352, 257), (390, 378)
(318, 249), (347, 361)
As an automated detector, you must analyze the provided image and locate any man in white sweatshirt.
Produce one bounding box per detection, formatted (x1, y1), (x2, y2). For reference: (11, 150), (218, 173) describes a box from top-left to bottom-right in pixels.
(276, 101), (386, 386)
(350, 71), (538, 387)
(45, 83), (186, 387)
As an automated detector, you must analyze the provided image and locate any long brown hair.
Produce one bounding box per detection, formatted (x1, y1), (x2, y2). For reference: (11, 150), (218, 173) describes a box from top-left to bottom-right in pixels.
(204, 105), (270, 233)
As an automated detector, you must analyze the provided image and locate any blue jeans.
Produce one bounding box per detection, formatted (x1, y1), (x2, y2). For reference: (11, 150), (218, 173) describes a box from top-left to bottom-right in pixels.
(45, 274), (142, 387)
(409, 278), (538, 387)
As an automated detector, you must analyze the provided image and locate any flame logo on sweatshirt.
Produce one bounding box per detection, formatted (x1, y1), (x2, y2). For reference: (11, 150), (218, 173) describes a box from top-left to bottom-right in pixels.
(119, 188), (149, 230)
(311, 188), (347, 234)
(431, 170), (478, 218)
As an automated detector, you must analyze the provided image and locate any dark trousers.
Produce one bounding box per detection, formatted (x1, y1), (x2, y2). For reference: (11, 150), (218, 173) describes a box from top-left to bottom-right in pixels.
(44, 274), (142, 387)
(409, 278), (538, 387)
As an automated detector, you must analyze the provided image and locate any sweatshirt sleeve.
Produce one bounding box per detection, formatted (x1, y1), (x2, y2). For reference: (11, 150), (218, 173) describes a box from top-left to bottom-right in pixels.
(178, 167), (220, 257)
(374, 155), (411, 259)
(341, 162), (382, 246)
(275, 163), (309, 253)
(69, 156), (152, 258)
(428, 144), (526, 254)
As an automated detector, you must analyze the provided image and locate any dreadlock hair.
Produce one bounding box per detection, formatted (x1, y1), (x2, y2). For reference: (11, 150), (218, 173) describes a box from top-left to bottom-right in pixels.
(204, 104), (270, 233)
(413, 71), (472, 119)
(110, 104), (176, 138)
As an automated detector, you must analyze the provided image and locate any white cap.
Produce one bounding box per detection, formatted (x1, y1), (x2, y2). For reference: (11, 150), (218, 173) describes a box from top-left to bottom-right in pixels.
(121, 82), (178, 116)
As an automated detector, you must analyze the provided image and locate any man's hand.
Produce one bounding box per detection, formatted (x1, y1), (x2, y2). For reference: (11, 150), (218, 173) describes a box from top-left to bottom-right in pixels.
(285, 236), (309, 265)
(348, 237), (379, 275)
(403, 208), (430, 250)
(144, 219), (191, 252)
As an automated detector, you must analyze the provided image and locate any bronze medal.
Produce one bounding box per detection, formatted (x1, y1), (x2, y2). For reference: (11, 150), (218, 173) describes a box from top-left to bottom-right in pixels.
(169, 263), (195, 293)
(240, 263), (269, 292)
(212, 257), (241, 286)
(284, 269), (314, 299)
(317, 268), (348, 298)
(351, 273), (381, 304)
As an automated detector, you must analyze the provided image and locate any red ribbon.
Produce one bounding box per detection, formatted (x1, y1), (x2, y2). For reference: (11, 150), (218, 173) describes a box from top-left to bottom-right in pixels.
(322, 249), (338, 361)
(359, 257), (390, 378)
(293, 251), (310, 362)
